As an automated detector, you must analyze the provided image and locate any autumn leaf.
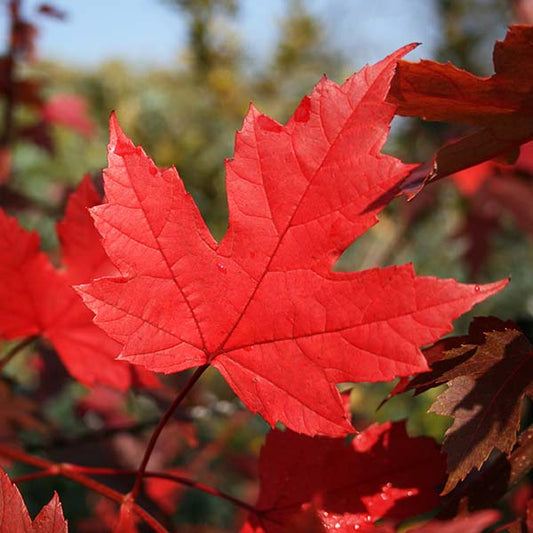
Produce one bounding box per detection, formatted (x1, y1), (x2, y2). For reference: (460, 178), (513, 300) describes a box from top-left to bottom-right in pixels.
(241, 421), (445, 532)
(42, 95), (94, 138)
(0, 176), (157, 390)
(388, 25), (533, 190)
(79, 45), (506, 437)
(393, 317), (533, 493)
(0, 469), (67, 532)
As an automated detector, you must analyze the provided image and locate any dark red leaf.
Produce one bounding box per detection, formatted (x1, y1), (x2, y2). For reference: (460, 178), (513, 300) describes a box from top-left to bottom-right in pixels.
(388, 25), (533, 186)
(241, 421), (445, 532)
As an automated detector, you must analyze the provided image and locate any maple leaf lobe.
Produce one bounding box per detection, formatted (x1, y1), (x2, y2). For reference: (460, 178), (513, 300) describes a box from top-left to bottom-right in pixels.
(0, 469), (67, 532)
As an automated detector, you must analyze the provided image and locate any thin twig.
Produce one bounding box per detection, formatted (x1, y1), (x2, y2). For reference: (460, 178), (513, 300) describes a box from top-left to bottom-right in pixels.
(130, 364), (209, 499)
(61, 465), (260, 515)
(10, 458), (262, 518)
(0, 445), (167, 533)
(12, 469), (54, 483)
(143, 470), (260, 515)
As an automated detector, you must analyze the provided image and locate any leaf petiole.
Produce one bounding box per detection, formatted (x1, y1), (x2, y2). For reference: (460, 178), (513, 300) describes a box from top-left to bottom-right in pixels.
(130, 363), (209, 499)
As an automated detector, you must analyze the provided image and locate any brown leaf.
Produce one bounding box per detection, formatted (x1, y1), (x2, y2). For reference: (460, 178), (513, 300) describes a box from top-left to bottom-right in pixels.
(398, 317), (533, 493)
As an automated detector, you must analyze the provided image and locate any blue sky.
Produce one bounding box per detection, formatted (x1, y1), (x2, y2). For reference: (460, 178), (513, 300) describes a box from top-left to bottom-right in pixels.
(1, 0), (442, 70)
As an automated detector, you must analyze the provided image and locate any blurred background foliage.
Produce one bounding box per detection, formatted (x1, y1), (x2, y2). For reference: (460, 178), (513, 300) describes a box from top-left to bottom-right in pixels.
(2, 0), (533, 530)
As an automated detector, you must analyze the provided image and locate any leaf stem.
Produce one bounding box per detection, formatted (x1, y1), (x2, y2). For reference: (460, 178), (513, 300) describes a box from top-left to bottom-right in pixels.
(0, 336), (37, 373)
(130, 364), (209, 499)
(0, 445), (167, 533)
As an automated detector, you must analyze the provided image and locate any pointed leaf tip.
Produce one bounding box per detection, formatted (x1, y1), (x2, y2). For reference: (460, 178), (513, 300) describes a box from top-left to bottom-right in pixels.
(390, 42), (419, 61)
(108, 112), (134, 155)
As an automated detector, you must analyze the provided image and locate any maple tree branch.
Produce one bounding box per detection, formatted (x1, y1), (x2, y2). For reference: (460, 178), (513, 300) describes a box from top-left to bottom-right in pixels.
(12, 469), (55, 483)
(0, 336), (37, 373)
(54, 465), (260, 515)
(0, 445), (167, 533)
(9, 458), (261, 517)
(130, 363), (209, 499)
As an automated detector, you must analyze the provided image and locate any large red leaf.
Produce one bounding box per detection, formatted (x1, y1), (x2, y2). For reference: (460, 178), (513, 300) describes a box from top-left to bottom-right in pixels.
(388, 25), (533, 185)
(0, 469), (67, 532)
(0, 177), (157, 390)
(240, 421), (445, 532)
(79, 46), (506, 436)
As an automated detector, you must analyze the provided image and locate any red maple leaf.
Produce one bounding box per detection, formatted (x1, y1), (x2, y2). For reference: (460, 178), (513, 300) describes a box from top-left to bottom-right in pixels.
(240, 421), (445, 532)
(0, 176), (157, 390)
(0, 468), (67, 532)
(79, 46), (506, 436)
(388, 25), (533, 187)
